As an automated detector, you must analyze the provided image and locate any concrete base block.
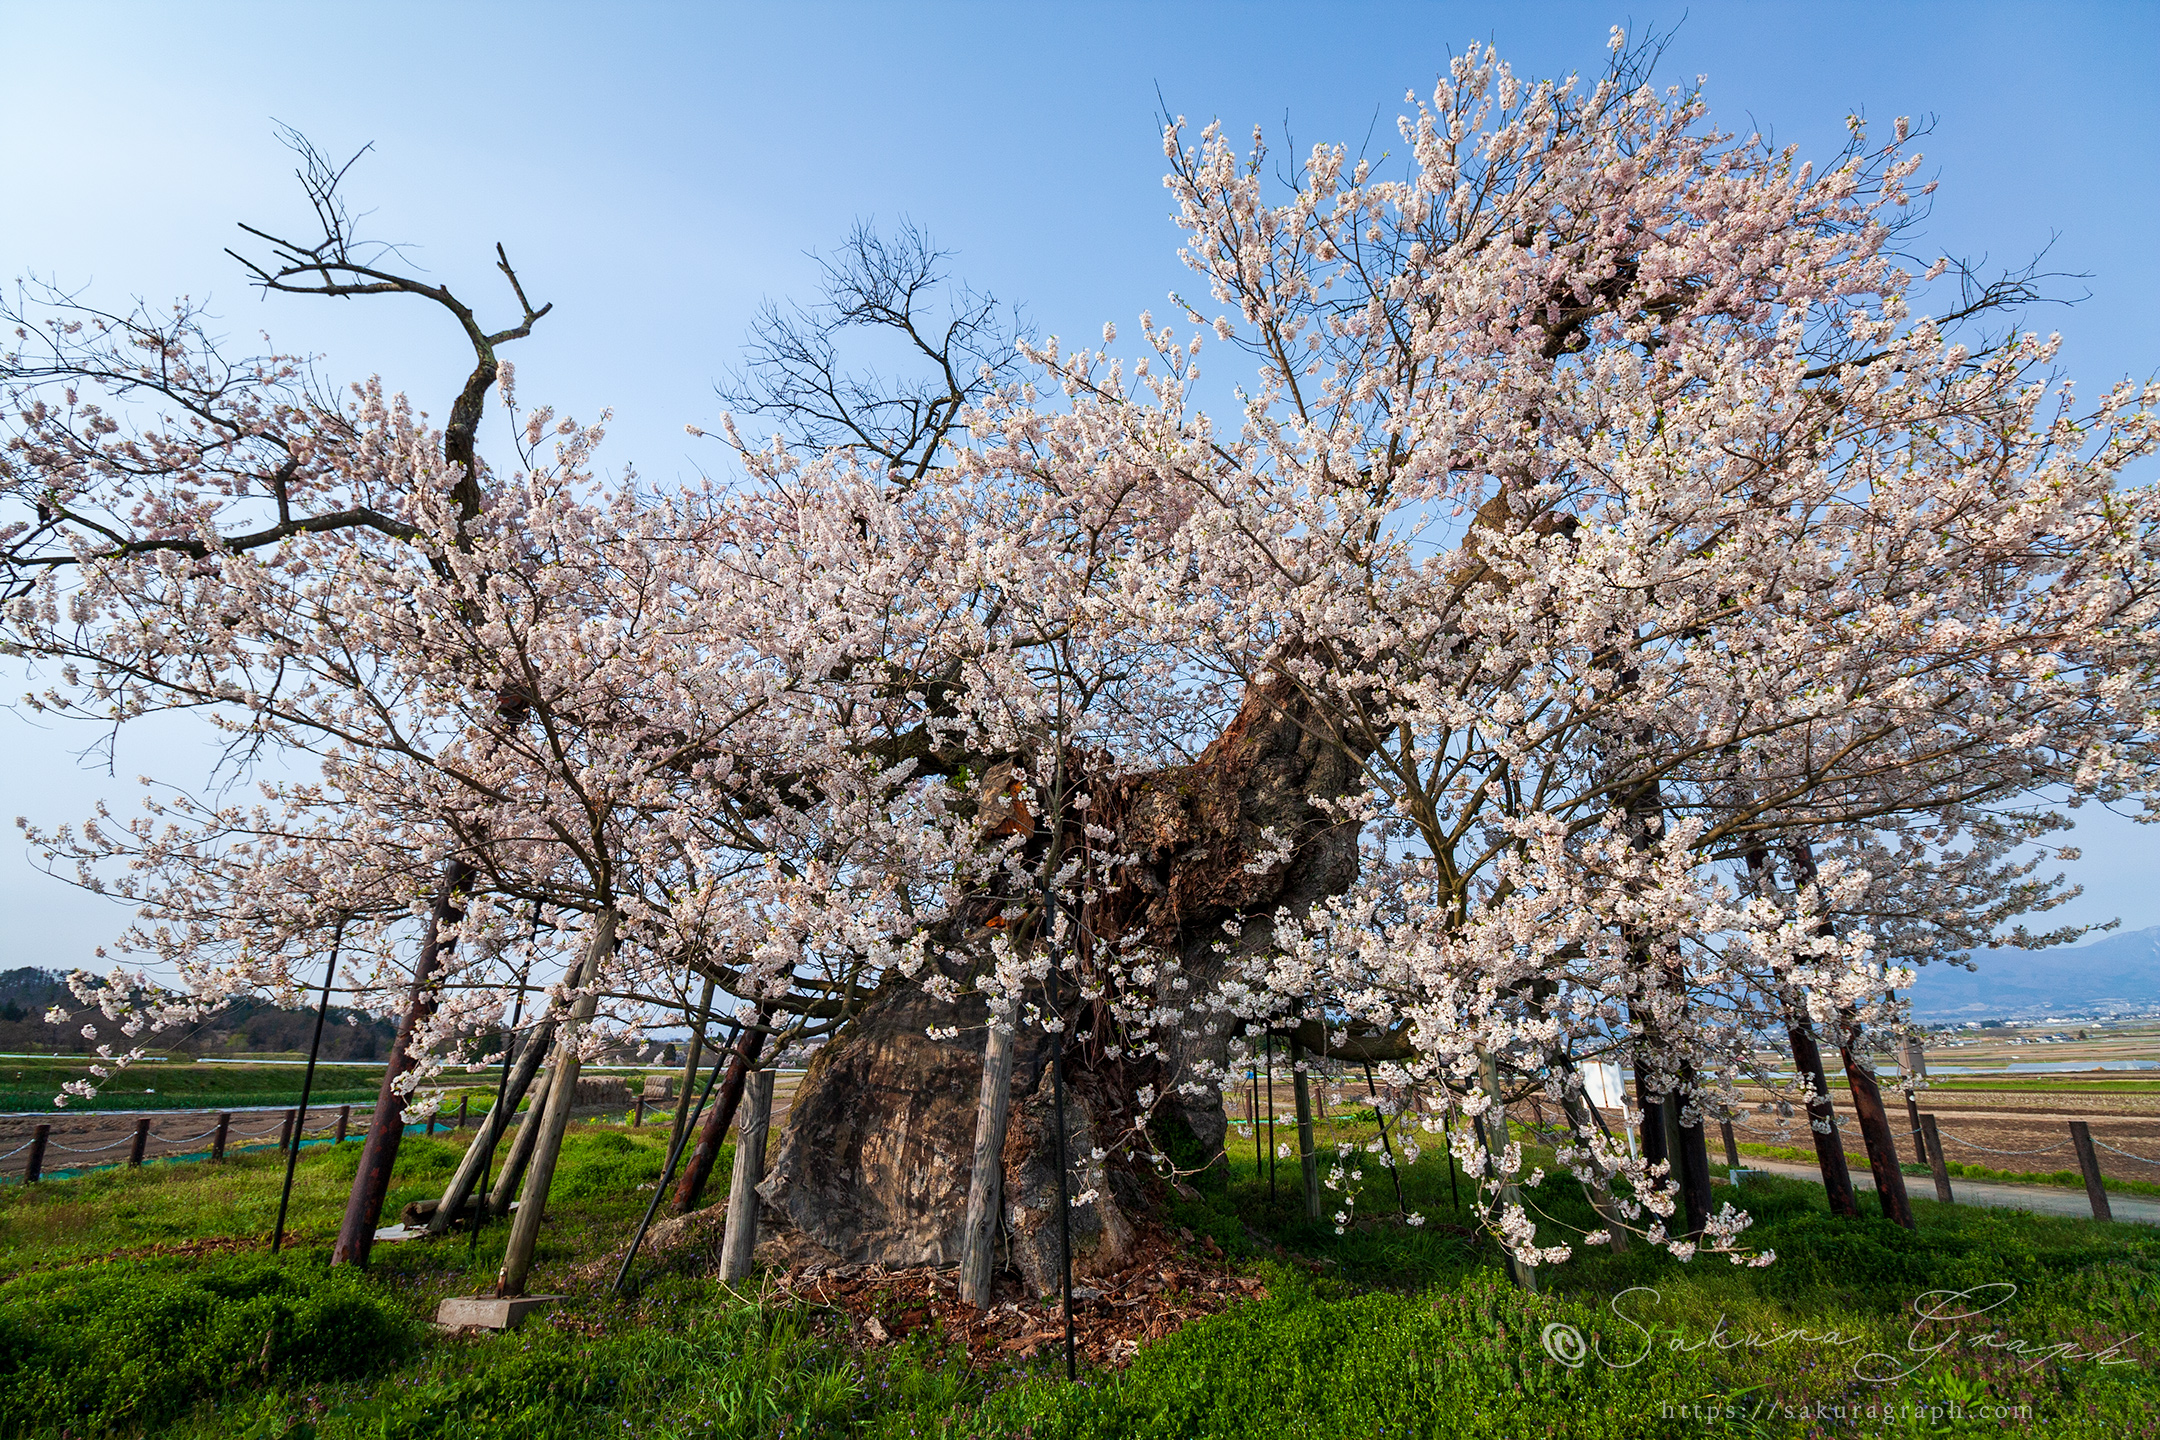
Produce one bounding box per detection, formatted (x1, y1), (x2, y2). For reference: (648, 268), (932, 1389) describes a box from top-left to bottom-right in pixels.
(434, 1294), (561, 1330)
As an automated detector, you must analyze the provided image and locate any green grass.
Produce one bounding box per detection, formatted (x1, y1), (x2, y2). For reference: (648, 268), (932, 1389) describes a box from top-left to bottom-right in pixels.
(0, 1057), (673, 1115)
(0, 1107), (2155, 1437)
(0, 1059), (390, 1115)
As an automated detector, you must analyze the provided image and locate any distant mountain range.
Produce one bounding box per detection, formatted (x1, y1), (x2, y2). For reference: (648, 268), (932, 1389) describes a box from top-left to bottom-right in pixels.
(0, 966), (397, 1058)
(1903, 926), (2160, 1021)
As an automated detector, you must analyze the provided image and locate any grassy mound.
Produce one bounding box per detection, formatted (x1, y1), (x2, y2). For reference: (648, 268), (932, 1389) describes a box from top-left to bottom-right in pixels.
(0, 1257), (415, 1436)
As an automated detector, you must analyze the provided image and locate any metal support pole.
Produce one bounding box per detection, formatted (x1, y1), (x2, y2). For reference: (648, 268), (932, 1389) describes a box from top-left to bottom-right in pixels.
(613, 1023), (737, 1296)
(1361, 1061), (1408, 1216)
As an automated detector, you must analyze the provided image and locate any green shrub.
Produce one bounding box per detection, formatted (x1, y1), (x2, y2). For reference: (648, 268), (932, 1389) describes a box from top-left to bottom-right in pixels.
(0, 1257), (415, 1436)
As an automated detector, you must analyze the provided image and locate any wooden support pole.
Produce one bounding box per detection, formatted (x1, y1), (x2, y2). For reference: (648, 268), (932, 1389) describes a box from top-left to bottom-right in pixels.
(2069, 1121), (2113, 1223)
(633, 1095), (646, 1127)
(25, 1124), (49, 1184)
(335, 1106), (350, 1144)
(718, 1070), (774, 1282)
(213, 1112), (231, 1161)
(498, 909), (617, 1296)
(959, 1017), (1018, 1308)
(434, 1016), (557, 1235)
(1921, 1114), (1953, 1204)
(127, 1117), (150, 1168)
(458, 1095), (470, 1130)
(489, 1066), (554, 1215)
(278, 1110), (295, 1154)
(1905, 1093), (1928, 1166)
(1720, 1119), (1740, 1169)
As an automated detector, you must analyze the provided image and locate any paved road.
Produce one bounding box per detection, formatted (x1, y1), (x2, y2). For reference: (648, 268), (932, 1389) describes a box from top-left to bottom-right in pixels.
(1736, 1157), (2160, 1225)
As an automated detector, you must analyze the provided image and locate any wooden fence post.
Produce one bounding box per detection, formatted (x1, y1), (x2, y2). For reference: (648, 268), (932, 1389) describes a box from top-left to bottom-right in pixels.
(335, 1105), (350, 1144)
(128, 1117), (150, 1168)
(25, 1124), (49, 1184)
(1920, 1114), (1953, 1204)
(279, 1110), (296, 1153)
(213, 1112), (231, 1161)
(457, 1095), (470, 1130)
(1719, 1120), (1740, 1168)
(633, 1095), (646, 1127)
(719, 1071), (774, 1282)
(2068, 1121), (2113, 1223)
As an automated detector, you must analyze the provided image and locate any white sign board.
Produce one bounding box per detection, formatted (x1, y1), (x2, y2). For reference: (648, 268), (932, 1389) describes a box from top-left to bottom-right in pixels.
(1583, 1060), (1628, 1111)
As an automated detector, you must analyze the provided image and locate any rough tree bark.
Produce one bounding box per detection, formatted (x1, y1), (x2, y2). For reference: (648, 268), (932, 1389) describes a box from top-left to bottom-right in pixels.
(333, 856), (471, 1267)
(756, 664), (1370, 1282)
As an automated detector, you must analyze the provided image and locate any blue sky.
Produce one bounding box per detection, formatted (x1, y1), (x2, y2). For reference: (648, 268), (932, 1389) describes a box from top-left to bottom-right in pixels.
(4, 2), (2156, 982)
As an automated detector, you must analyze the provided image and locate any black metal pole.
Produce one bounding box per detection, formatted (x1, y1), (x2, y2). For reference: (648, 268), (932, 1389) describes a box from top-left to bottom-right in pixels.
(613, 1019), (741, 1296)
(1252, 1058), (1262, 1181)
(272, 919), (343, 1254)
(1363, 1060), (1409, 1217)
(1444, 1110), (1461, 1214)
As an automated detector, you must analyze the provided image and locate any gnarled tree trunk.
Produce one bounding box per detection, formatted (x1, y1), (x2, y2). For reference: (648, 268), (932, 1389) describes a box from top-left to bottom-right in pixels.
(757, 666), (1370, 1281)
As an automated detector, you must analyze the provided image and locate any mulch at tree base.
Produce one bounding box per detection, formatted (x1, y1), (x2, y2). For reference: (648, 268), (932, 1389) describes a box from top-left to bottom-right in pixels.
(765, 1225), (1268, 1370)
